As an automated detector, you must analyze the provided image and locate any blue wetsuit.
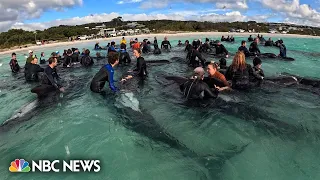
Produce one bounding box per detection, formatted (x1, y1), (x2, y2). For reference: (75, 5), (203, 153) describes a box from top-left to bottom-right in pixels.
(90, 64), (118, 93)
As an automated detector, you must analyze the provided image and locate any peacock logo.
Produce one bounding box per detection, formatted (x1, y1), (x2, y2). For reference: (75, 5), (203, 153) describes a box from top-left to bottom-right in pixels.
(9, 159), (31, 172)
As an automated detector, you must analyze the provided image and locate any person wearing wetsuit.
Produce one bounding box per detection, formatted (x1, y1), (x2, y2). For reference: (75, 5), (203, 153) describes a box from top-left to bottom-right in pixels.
(39, 52), (46, 64)
(9, 53), (20, 73)
(154, 44), (162, 55)
(249, 38), (261, 55)
(32, 57), (64, 97)
(225, 51), (252, 90)
(215, 41), (229, 57)
(192, 40), (200, 50)
(154, 37), (158, 46)
(142, 40), (151, 54)
(177, 40), (183, 46)
(238, 40), (250, 57)
(185, 40), (193, 60)
(279, 41), (287, 58)
(71, 48), (80, 63)
(248, 35), (254, 42)
(250, 57), (264, 87)
(161, 37), (172, 50)
(119, 43), (131, 64)
(131, 49), (147, 79)
(90, 52), (120, 93)
(108, 41), (117, 55)
(94, 42), (101, 50)
(265, 38), (274, 46)
(200, 40), (211, 53)
(63, 49), (73, 67)
(221, 36), (226, 41)
(259, 35), (266, 42)
(274, 39), (282, 47)
(190, 49), (206, 67)
(230, 36), (235, 42)
(80, 49), (94, 67)
(180, 67), (218, 100)
(204, 62), (230, 91)
(25, 57), (44, 82)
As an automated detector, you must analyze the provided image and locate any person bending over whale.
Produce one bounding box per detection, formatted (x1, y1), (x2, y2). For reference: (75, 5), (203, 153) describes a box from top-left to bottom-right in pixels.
(238, 40), (251, 57)
(25, 57), (44, 82)
(153, 45), (162, 55)
(180, 67), (218, 100)
(9, 53), (20, 73)
(204, 62), (230, 91)
(63, 49), (73, 67)
(80, 49), (94, 67)
(250, 57), (264, 87)
(249, 38), (261, 55)
(265, 38), (274, 46)
(279, 41), (287, 58)
(129, 49), (147, 80)
(225, 51), (252, 90)
(214, 41), (229, 58)
(90, 52), (122, 93)
(119, 43), (131, 64)
(189, 49), (206, 68)
(161, 37), (172, 51)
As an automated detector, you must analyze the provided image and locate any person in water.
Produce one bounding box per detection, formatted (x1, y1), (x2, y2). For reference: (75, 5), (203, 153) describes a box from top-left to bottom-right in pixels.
(190, 49), (206, 68)
(120, 37), (127, 45)
(259, 35), (266, 42)
(25, 57), (44, 82)
(154, 37), (158, 46)
(225, 51), (252, 90)
(249, 38), (261, 55)
(132, 39), (141, 49)
(119, 43), (131, 64)
(26, 50), (34, 64)
(274, 39), (282, 47)
(214, 41), (229, 58)
(142, 39), (151, 54)
(90, 52), (122, 93)
(200, 39), (211, 53)
(279, 41), (287, 58)
(94, 42), (101, 50)
(265, 38), (274, 46)
(250, 57), (264, 87)
(63, 49), (73, 67)
(129, 48), (147, 79)
(40, 52), (46, 64)
(153, 43), (162, 55)
(108, 41), (118, 55)
(177, 40), (183, 46)
(204, 62), (230, 91)
(248, 35), (254, 42)
(185, 40), (193, 60)
(80, 49), (94, 67)
(42, 57), (64, 92)
(180, 67), (218, 100)
(71, 48), (80, 63)
(229, 36), (235, 42)
(161, 37), (172, 50)
(9, 53), (20, 73)
(219, 58), (227, 70)
(238, 40), (250, 57)
(221, 36), (226, 41)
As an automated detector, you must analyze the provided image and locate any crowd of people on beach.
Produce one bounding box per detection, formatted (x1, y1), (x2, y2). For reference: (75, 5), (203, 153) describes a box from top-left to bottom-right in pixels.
(7, 33), (310, 102)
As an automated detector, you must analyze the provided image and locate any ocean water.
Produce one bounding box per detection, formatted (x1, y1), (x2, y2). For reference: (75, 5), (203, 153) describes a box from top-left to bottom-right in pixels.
(0, 34), (320, 180)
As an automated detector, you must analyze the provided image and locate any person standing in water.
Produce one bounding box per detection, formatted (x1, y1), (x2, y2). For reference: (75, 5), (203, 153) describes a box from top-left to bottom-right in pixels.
(43, 57), (64, 92)
(127, 49), (147, 80)
(238, 40), (250, 57)
(279, 40), (287, 58)
(119, 43), (131, 64)
(161, 37), (172, 50)
(25, 57), (44, 82)
(40, 52), (46, 64)
(250, 57), (264, 87)
(9, 53), (20, 73)
(249, 38), (261, 55)
(26, 50), (34, 64)
(120, 37), (127, 45)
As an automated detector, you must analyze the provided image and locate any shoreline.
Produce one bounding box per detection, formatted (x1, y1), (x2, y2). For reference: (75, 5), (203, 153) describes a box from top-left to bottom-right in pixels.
(0, 32), (319, 55)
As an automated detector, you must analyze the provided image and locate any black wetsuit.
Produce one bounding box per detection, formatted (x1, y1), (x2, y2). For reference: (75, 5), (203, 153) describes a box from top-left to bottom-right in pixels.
(250, 66), (264, 86)
(90, 64), (118, 93)
(265, 40), (274, 46)
(215, 44), (228, 55)
(161, 40), (172, 49)
(238, 46), (250, 57)
(192, 41), (201, 50)
(225, 64), (252, 90)
(190, 50), (206, 67)
(24, 63), (44, 82)
(142, 44), (151, 54)
(80, 55), (94, 67)
(200, 43), (211, 53)
(133, 56), (147, 79)
(154, 39), (158, 45)
(94, 44), (101, 50)
(249, 42), (261, 54)
(248, 37), (254, 42)
(63, 55), (73, 67)
(154, 47), (161, 55)
(180, 79), (218, 100)
(71, 53), (79, 63)
(40, 56), (46, 64)
(119, 50), (131, 64)
(9, 59), (20, 73)
(279, 44), (287, 58)
(42, 66), (62, 89)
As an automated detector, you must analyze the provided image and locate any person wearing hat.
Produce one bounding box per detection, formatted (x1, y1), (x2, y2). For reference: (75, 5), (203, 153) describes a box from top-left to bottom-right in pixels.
(214, 41), (229, 58)
(204, 62), (230, 91)
(26, 50), (34, 64)
(9, 52), (20, 73)
(250, 57), (264, 87)
(179, 67), (218, 100)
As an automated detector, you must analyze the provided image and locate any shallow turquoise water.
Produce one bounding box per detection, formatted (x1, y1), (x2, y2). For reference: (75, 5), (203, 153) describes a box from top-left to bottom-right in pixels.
(0, 34), (320, 180)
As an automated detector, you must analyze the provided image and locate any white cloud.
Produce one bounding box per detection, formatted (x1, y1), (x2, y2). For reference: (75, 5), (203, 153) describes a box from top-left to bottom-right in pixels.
(117, 0), (142, 4)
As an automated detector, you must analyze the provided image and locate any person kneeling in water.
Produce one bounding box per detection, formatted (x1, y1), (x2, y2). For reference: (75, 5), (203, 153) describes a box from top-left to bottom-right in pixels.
(90, 52), (122, 93)
(204, 62), (230, 91)
(250, 57), (264, 87)
(180, 67), (218, 100)
(25, 57), (44, 82)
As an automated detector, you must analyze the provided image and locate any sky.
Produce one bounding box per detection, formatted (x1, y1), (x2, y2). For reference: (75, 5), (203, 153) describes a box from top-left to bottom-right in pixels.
(0, 0), (319, 32)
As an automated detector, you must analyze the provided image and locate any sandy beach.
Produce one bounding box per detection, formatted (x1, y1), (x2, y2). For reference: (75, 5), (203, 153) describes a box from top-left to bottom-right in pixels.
(0, 32), (319, 56)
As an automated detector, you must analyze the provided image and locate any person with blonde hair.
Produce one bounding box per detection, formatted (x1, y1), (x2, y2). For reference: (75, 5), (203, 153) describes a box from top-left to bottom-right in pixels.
(225, 51), (252, 90)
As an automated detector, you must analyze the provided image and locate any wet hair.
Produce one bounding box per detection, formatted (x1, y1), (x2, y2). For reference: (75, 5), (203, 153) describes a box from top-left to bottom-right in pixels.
(12, 53), (16, 56)
(133, 48), (141, 54)
(85, 49), (90, 55)
(67, 49), (72, 54)
(253, 57), (262, 66)
(120, 43), (126, 49)
(231, 51), (247, 72)
(241, 40), (246, 45)
(108, 52), (119, 64)
(48, 57), (57, 64)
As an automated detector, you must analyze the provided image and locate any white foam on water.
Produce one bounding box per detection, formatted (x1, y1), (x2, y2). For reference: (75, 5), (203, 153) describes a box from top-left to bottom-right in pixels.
(0, 63), (3, 67)
(65, 145), (70, 156)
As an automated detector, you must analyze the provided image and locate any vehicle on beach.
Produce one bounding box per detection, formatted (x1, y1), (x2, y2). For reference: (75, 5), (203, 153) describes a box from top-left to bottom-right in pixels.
(78, 35), (88, 40)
